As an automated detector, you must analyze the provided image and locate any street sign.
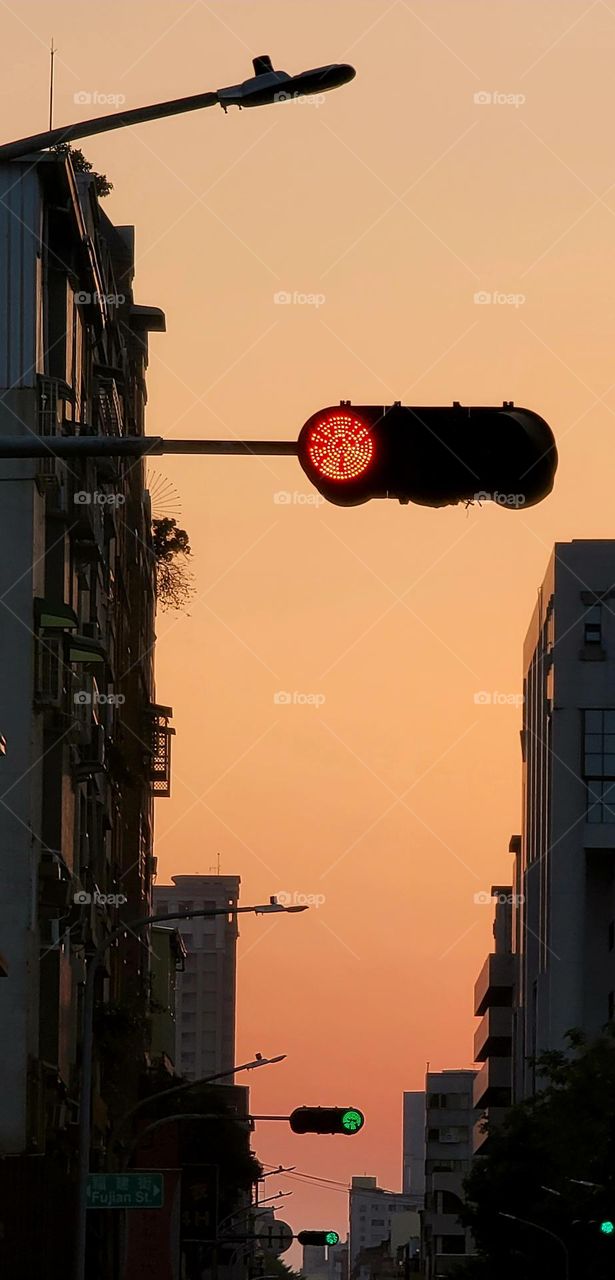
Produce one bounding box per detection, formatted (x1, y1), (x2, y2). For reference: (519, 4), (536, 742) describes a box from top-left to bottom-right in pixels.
(255, 1218), (294, 1254)
(86, 1172), (164, 1209)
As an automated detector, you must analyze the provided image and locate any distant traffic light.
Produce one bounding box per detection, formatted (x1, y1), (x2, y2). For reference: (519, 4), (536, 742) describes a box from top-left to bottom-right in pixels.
(289, 1106), (365, 1134)
(297, 1231), (340, 1246)
(599, 1219), (615, 1235)
(297, 401), (557, 509)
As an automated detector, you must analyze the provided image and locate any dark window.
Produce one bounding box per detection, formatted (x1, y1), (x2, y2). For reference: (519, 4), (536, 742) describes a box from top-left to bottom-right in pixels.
(583, 711), (615, 777)
(428, 1092), (446, 1108)
(584, 604), (602, 645)
(586, 781), (615, 824)
(427, 1128), (439, 1142)
(440, 1236), (466, 1255)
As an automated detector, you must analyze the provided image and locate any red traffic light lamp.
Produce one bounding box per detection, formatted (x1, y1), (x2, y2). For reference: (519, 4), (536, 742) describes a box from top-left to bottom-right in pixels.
(289, 1106), (365, 1134)
(297, 401), (557, 509)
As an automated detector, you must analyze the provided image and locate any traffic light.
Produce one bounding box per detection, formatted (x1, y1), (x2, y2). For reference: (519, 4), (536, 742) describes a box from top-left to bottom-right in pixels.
(289, 1106), (365, 1134)
(297, 1231), (340, 1246)
(297, 401), (557, 509)
(599, 1219), (614, 1235)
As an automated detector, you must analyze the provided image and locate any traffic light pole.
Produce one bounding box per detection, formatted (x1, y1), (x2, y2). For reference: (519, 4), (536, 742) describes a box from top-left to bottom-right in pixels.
(0, 436), (298, 458)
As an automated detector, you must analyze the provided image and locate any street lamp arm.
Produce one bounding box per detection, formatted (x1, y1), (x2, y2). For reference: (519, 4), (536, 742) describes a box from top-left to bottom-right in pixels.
(499, 1212), (569, 1279)
(110, 1053), (286, 1152)
(0, 89), (219, 161)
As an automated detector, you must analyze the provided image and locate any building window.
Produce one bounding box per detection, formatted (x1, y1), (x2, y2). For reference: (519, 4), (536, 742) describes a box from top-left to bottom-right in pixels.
(584, 605), (602, 645)
(584, 712), (615, 820)
(428, 1092), (447, 1108)
(428, 1128), (440, 1142)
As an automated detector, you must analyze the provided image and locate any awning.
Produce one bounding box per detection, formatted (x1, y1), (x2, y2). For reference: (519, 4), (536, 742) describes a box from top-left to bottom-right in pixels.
(34, 597), (78, 630)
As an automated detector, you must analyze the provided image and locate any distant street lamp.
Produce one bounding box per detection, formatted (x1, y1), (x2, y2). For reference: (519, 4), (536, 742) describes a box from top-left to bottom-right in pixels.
(0, 54), (356, 161)
(499, 1211), (569, 1280)
(74, 900), (307, 1280)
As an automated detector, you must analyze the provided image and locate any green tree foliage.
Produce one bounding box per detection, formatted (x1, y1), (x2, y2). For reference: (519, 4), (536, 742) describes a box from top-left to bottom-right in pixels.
(52, 143), (113, 196)
(151, 517), (195, 612)
(452, 1027), (615, 1278)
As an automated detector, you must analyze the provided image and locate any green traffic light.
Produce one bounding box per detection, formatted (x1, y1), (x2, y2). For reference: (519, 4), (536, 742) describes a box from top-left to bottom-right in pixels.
(600, 1220), (615, 1235)
(341, 1108), (364, 1133)
(325, 1232), (340, 1246)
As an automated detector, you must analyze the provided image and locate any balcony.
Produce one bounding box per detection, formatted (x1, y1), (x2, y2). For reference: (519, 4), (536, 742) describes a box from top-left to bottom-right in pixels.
(147, 704), (175, 797)
(474, 953), (514, 1016)
(473, 1057), (512, 1109)
(473, 1106), (509, 1154)
(474, 1006), (513, 1062)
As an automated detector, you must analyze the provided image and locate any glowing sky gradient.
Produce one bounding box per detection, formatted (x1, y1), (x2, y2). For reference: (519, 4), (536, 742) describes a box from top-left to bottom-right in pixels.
(4, 0), (615, 1247)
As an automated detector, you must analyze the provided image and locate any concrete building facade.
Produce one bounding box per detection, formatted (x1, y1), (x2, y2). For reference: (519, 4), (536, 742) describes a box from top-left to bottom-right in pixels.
(0, 149), (170, 1278)
(349, 1175), (419, 1269)
(153, 874), (240, 1078)
(422, 1069), (476, 1278)
(514, 541), (615, 1099)
(402, 1090), (426, 1203)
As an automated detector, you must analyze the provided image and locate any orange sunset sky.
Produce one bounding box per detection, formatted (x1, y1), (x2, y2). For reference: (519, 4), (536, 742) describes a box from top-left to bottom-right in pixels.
(4, 0), (615, 1244)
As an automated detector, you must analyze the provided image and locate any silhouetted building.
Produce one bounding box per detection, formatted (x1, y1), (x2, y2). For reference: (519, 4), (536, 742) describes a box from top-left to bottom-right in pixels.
(422, 1069), (476, 1278)
(514, 541), (615, 1098)
(349, 1176), (418, 1268)
(153, 874), (240, 1078)
(0, 147), (168, 1280)
(402, 1091), (426, 1204)
(472, 878), (514, 1151)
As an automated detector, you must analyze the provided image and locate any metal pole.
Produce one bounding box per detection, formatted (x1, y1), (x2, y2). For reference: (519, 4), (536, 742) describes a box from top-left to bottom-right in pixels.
(0, 436), (298, 459)
(0, 89), (219, 160)
(499, 1212), (569, 1280)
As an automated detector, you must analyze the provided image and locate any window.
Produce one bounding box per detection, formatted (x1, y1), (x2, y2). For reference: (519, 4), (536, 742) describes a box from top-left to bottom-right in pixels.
(583, 713), (615, 820)
(372, 1219), (385, 1227)
(428, 1128), (440, 1142)
(441, 1236), (466, 1256)
(439, 1126), (467, 1144)
(584, 605), (602, 645)
(428, 1092), (446, 1108)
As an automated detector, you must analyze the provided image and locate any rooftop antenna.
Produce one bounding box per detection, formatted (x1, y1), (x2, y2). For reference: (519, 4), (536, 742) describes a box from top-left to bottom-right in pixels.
(208, 852), (221, 875)
(48, 38), (56, 131)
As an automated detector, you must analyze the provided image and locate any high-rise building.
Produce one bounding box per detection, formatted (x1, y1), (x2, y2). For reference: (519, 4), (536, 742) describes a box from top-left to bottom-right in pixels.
(514, 540), (615, 1099)
(472, 879), (515, 1151)
(0, 149), (170, 1278)
(153, 874), (240, 1078)
(422, 1069), (476, 1278)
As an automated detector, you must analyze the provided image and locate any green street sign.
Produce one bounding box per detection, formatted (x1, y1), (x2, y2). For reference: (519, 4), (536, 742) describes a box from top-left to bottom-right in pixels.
(86, 1173), (164, 1209)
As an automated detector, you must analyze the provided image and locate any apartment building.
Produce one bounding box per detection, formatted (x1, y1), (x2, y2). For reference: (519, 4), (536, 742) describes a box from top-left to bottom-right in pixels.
(514, 541), (615, 1098)
(0, 149), (171, 1278)
(422, 1069), (476, 1278)
(153, 874), (240, 1078)
(349, 1175), (419, 1269)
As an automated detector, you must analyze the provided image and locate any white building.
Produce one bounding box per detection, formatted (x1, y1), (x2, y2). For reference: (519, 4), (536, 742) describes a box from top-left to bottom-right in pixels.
(349, 1176), (418, 1268)
(514, 540), (615, 1098)
(153, 874), (239, 1078)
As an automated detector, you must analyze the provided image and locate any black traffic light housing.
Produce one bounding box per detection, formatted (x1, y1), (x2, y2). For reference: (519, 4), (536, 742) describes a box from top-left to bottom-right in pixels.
(297, 401), (557, 509)
(289, 1106), (365, 1134)
(297, 1231), (340, 1246)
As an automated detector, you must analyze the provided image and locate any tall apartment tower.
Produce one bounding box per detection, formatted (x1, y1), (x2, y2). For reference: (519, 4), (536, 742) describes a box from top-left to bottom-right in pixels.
(422, 1069), (476, 1278)
(153, 875), (240, 1078)
(515, 541), (615, 1099)
(0, 151), (170, 1278)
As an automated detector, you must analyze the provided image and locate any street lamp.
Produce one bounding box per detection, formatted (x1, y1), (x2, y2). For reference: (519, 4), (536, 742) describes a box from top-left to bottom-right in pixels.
(74, 900), (307, 1280)
(0, 54), (356, 161)
(499, 1211), (569, 1280)
(111, 1051), (287, 1155)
